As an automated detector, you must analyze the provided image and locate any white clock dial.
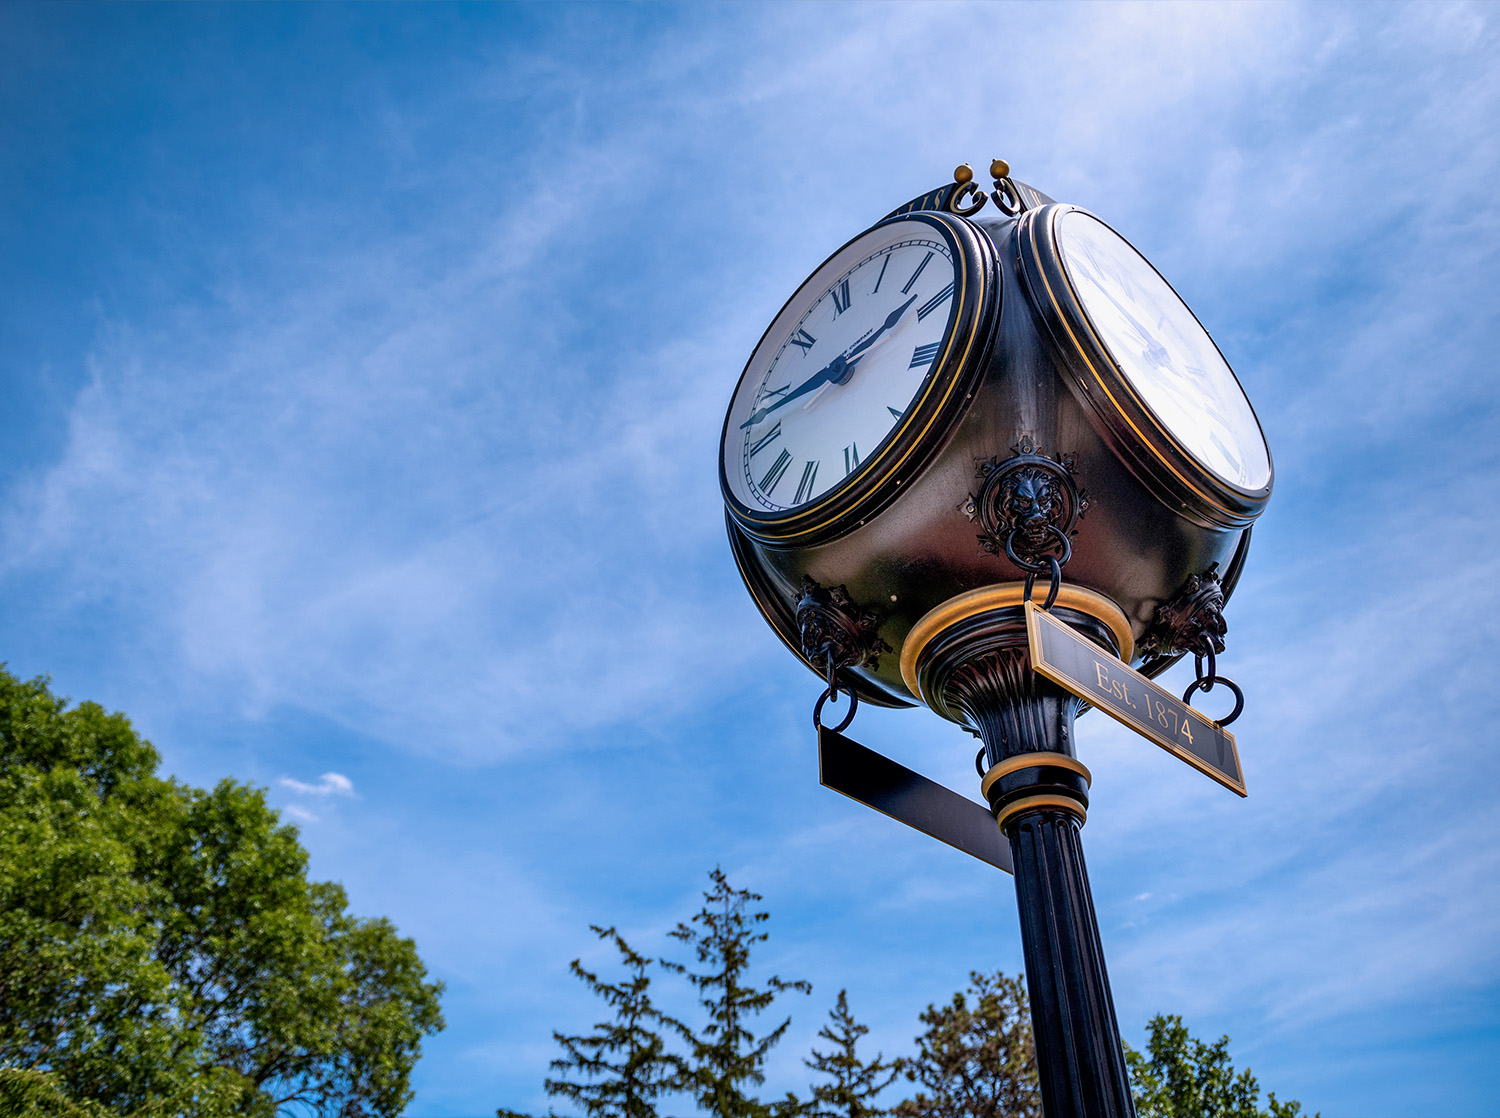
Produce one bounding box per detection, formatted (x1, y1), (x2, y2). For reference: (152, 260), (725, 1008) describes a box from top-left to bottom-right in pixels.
(1055, 211), (1271, 491)
(726, 224), (958, 513)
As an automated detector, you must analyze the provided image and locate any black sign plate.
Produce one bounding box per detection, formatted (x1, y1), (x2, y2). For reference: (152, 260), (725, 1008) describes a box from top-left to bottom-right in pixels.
(818, 727), (1013, 874)
(1025, 602), (1246, 796)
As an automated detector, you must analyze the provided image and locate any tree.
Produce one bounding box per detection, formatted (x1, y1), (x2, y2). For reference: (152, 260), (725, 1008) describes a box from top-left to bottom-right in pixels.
(544, 926), (676, 1118)
(894, 970), (1039, 1118)
(1125, 1015), (1317, 1118)
(0, 668), (445, 1116)
(805, 990), (899, 1118)
(663, 868), (812, 1118)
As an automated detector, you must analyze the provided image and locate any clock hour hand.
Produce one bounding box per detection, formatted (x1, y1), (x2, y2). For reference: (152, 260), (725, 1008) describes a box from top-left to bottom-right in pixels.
(739, 353), (851, 428)
(739, 294), (921, 429)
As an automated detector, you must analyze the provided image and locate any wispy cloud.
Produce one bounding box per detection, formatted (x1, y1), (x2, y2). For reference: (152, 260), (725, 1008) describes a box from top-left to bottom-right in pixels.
(279, 771), (355, 797)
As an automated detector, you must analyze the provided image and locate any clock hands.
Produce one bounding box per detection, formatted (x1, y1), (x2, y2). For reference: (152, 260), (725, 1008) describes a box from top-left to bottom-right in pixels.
(740, 294), (919, 429)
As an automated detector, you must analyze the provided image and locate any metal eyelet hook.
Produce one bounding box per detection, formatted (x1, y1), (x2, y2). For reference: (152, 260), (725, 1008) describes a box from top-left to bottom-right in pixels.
(813, 668), (859, 734)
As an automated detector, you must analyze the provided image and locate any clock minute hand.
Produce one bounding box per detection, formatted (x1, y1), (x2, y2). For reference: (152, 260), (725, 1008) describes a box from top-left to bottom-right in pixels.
(738, 293), (920, 429)
(739, 353), (848, 429)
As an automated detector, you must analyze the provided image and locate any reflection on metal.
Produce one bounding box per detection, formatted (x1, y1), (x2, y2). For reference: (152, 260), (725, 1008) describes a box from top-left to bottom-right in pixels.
(817, 727), (1013, 874)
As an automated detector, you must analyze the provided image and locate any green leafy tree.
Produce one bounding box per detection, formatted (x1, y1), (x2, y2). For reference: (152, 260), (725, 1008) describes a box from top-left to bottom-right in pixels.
(804, 990), (899, 1118)
(663, 868), (811, 1118)
(1125, 1014), (1316, 1118)
(0, 668), (445, 1116)
(894, 970), (1039, 1118)
(544, 925), (676, 1118)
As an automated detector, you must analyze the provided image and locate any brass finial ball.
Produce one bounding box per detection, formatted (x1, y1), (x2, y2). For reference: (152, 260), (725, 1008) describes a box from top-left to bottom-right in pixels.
(953, 163), (975, 185)
(990, 158), (1010, 180)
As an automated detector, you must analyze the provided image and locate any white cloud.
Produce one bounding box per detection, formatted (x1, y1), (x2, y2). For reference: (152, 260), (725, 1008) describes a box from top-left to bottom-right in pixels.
(279, 771), (355, 797)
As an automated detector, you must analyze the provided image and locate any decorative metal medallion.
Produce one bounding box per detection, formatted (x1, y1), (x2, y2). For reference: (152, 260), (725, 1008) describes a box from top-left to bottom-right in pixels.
(1140, 564), (1228, 662)
(795, 577), (890, 676)
(961, 436), (1089, 568)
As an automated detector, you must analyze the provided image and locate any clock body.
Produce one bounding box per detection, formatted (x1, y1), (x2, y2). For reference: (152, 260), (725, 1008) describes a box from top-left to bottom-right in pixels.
(723, 181), (1271, 709)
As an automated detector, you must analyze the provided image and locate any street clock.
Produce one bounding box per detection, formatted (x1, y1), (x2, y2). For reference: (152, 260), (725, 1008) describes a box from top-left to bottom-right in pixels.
(722, 166), (1271, 709)
(718, 161), (1274, 1118)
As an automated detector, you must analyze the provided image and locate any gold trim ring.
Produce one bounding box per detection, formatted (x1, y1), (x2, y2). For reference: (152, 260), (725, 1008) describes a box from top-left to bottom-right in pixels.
(994, 793), (1086, 834)
(900, 583), (1133, 700)
(980, 752), (1092, 801)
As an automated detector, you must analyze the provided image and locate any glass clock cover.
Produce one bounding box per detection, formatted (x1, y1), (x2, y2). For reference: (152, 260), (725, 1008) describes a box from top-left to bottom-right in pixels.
(1054, 211), (1270, 492)
(723, 220), (963, 515)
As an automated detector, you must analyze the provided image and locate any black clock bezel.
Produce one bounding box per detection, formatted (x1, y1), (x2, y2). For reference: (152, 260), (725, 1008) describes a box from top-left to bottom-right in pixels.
(721, 210), (999, 548)
(1017, 203), (1273, 530)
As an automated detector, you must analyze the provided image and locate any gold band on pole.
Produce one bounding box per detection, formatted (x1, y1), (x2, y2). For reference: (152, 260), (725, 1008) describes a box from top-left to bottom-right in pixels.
(900, 583), (1133, 702)
(994, 793), (1087, 834)
(980, 752), (1092, 801)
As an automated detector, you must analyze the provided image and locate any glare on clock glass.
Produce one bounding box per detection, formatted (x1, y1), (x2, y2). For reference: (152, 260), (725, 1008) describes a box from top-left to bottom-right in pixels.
(728, 225), (958, 512)
(1056, 211), (1271, 491)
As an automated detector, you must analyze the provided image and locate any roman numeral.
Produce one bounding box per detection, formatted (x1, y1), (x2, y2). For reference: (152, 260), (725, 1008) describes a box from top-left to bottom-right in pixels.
(917, 282), (954, 322)
(832, 279), (851, 315)
(763, 384), (790, 401)
(909, 342), (941, 369)
(887, 405), (905, 419)
(794, 460), (819, 504)
(843, 443), (860, 475)
(872, 254), (890, 294)
(760, 448), (792, 493)
(748, 422), (782, 457)
(789, 329), (816, 354)
(901, 251), (934, 294)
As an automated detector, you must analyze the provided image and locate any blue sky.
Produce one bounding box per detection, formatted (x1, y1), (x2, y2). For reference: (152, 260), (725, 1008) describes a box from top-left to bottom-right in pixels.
(2, 3), (1498, 1115)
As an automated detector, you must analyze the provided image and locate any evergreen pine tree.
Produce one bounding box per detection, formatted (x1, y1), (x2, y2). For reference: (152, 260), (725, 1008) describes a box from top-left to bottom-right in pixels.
(663, 868), (812, 1118)
(1125, 1015), (1317, 1118)
(894, 970), (1039, 1118)
(544, 925), (675, 1118)
(805, 990), (900, 1118)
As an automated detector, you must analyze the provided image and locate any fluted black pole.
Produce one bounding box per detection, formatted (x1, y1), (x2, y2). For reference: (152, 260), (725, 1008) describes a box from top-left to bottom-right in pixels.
(918, 606), (1135, 1118)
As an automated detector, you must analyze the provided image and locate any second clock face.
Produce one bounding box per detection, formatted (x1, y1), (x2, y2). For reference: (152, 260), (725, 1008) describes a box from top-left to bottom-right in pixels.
(724, 222), (960, 513)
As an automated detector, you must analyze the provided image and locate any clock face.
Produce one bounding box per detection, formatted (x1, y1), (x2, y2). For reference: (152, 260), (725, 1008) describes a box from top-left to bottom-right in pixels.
(724, 222), (961, 514)
(1054, 210), (1271, 491)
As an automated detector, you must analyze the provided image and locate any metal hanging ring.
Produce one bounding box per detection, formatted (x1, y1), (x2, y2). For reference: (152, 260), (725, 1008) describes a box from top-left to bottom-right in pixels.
(1041, 554), (1061, 610)
(974, 746), (987, 778)
(1193, 647), (1218, 690)
(813, 679), (859, 734)
(1003, 523), (1072, 573)
(1181, 675), (1244, 726)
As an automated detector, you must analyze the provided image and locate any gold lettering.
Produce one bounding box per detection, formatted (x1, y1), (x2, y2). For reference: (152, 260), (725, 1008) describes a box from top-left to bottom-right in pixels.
(1095, 663), (1111, 693)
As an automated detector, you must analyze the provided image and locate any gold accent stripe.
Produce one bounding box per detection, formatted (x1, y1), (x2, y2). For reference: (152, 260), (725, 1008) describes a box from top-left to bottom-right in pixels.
(980, 752), (1091, 800)
(900, 583), (1133, 701)
(994, 793), (1086, 833)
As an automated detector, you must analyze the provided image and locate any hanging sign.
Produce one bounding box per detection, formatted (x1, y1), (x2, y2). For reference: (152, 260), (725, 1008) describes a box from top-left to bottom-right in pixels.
(1024, 602), (1246, 796)
(818, 727), (1014, 873)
